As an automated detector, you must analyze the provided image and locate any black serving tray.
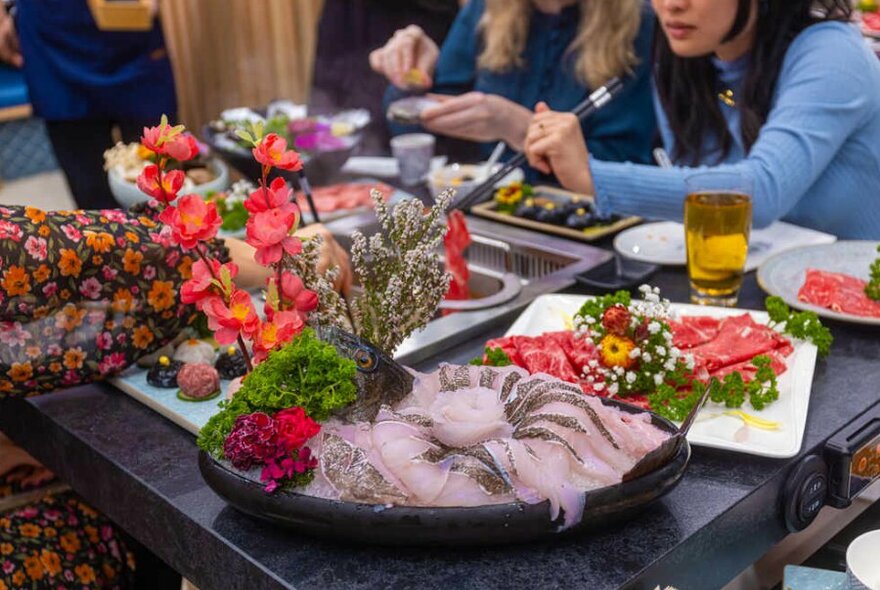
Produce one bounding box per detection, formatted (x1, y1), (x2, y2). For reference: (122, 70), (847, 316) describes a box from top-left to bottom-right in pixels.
(199, 398), (690, 546)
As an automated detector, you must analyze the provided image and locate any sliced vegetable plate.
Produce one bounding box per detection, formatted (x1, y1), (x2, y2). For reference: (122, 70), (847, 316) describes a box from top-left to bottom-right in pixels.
(505, 294), (818, 459)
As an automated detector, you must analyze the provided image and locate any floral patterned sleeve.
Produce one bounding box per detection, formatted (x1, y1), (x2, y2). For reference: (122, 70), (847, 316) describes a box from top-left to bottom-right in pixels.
(0, 204), (228, 398)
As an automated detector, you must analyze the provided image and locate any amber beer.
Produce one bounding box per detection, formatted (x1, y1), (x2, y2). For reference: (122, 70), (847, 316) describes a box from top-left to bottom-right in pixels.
(684, 188), (752, 306)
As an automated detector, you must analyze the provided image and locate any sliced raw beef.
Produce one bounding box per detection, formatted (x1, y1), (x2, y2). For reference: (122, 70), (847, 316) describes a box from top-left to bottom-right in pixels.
(295, 182), (393, 213)
(687, 314), (792, 374)
(483, 335), (522, 366)
(444, 210), (471, 301)
(709, 348), (789, 382)
(671, 316), (721, 349)
(798, 268), (880, 318)
(515, 335), (580, 383)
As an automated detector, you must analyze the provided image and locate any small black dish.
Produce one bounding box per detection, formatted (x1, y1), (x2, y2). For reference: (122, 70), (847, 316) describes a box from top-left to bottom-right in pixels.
(575, 255), (659, 291)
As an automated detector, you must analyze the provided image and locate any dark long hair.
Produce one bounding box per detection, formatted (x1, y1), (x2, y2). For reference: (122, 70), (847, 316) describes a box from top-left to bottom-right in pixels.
(654, 0), (853, 165)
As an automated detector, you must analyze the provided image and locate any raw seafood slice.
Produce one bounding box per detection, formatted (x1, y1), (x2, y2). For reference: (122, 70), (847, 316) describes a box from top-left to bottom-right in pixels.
(303, 364), (671, 529)
(798, 268), (880, 318)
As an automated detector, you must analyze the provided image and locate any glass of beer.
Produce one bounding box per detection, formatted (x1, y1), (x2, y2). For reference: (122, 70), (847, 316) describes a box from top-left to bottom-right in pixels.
(683, 172), (753, 307)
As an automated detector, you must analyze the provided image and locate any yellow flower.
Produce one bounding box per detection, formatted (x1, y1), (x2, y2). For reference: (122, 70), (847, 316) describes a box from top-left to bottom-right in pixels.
(177, 255), (193, 279)
(40, 549), (62, 576)
(57, 304), (87, 332)
(63, 347), (85, 370)
(1, 265), (30, 297)
(60, 531), (81, 553)
(38, 225), (50, 237)
(139, 216), (157, 228)
(0, 542), (13, 555)
(49, 362), (62, 373)
(92, 254), (104, 266)
(132, 325), (155, 349)
(84, 230), (114, 253)
(75, 563), (96, 584)
(8, 362), (33, 383)
(19, 523), (40, 538)
(495, 183), (524, 206)
(33, 264), (50, 283)
(599, 334), (636, 369)
(112, 288), (135, 313)
(59, 248), (82, 278)
(24, 553), (44, 580)
(24, 206), (46, 223)
(147, 280), (175, 311)
(125, 230), (140, 244)
(123, 248), (143, 274)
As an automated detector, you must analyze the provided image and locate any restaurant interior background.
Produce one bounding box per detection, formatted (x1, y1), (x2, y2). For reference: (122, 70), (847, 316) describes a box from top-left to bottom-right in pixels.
(0, 1), (879, 589)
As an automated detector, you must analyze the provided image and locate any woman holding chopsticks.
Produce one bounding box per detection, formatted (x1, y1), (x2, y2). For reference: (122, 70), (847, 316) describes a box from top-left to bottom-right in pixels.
(371, 0), (657, 167)
(524, 0), (880, 239)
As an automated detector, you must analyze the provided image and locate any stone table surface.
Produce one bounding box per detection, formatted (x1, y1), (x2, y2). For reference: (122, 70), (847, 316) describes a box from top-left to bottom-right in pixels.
(2, 248), (879, 590)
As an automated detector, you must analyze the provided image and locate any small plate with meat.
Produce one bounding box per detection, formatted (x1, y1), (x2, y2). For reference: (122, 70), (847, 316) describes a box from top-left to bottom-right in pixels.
(498, 294), (819, 459)
(757, 241), (880, 326)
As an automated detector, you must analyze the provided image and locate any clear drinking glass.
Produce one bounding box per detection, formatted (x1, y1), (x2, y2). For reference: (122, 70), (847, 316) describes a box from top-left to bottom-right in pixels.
(390, 133), (435, 186)
(683, 172), (753, 307)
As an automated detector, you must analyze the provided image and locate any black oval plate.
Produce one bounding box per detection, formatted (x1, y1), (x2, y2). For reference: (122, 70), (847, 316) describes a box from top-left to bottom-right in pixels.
(199, 399), (690, 546)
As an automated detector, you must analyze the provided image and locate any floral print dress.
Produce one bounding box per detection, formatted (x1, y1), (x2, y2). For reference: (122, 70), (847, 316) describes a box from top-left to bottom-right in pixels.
(0, 203), (228, 589)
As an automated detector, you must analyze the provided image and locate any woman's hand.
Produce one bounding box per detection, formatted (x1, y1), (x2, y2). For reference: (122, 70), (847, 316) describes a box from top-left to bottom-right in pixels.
(524, 102), (595, 194)
(0, 4), (22, 68)
(227, 226), (353, 296)
(369, 25), (439, 89)
(0, 434), (49, 483)
(421, 92), (533, 150)
(295, 224), (354, 296)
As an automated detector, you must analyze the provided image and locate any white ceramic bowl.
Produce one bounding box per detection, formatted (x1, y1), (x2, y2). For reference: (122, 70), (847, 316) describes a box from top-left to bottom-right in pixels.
(108, 158), (230, 209)
(427, 162), (525, 201)
(847, 529), (880, 590)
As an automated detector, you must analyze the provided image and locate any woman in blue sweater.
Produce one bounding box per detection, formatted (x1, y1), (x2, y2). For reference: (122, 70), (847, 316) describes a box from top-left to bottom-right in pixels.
(370, 0), (657, 166)
(524, 0), (880, 239)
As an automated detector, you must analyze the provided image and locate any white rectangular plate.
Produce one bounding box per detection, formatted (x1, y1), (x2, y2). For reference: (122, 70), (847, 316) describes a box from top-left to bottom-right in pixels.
(504, 294), (818, 459)
(111, 367), (228, 436)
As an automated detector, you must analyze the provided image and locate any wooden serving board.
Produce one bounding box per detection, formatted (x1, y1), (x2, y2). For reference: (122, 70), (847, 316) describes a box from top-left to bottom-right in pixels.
(471, 185), (641, 243)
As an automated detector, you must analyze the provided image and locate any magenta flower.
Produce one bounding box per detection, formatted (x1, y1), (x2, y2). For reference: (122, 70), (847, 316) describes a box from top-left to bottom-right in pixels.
(223, 412), (279, 471)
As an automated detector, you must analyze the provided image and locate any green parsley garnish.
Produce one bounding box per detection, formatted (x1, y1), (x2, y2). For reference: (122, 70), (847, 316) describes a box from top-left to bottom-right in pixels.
(648, 354), (781, 421)
(469, 347), (513, 367)
(197, 328), (357, 459)
(865, 245), (880, 301)
(765, 296), (833, 356)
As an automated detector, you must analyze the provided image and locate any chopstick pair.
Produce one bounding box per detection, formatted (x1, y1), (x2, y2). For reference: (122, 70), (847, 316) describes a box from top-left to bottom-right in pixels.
(452, 77), (625, 212)
(296, 171), (321, 225)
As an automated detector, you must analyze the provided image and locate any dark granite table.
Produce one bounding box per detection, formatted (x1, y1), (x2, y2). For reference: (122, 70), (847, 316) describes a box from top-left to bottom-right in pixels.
(2, 244), (879, 590)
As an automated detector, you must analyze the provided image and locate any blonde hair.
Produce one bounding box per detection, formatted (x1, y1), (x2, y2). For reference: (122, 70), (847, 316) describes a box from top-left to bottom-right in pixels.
(477, 0), (643, 90)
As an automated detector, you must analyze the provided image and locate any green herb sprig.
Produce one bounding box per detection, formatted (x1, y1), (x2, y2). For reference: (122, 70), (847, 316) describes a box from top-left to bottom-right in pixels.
(197, 328), (357, 459)
(469, 347), (513, 367)
(648, 354), (780, 421)
(866, 245), (880, 301)
(765, 296), (833, 356)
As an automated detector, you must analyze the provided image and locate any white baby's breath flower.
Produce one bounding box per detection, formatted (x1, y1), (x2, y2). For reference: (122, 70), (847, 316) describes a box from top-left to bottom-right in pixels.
(664, 359), (676, 371)
(625, 371), (636, 384)
(629, 347), (641, 359)
(607, 382), (619, 396)
(648, 321), (661, 334)
(654, 373), (664, 386)
(642, 352), (652, 363)
(594, 382), (606, 391)
(655, 345), (666, 357)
